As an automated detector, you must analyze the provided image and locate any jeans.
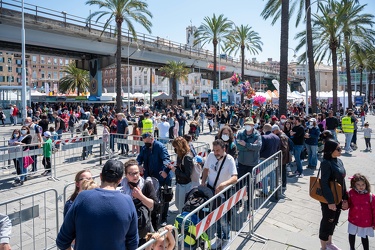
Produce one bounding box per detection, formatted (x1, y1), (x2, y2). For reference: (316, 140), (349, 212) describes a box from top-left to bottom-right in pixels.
(12, 115), (17, 125)
(293, 145), (304, 174)
(305, 144), (318, 167)
(88, 136), (94, 154)
(110, 134), (115, 151)
(351, 129), (357, 145)
(319, 202), (342, 241)
(282, 164), (287, 187)
(260, 160), (275, 194)
(215, 196), (230, 240)
(175, 182), (192, 213)
(344, 133), (353, 152)
(178, 125), (184, 136)
(329, 130), (337, 141)
(29, 145), (38, 172)
(19, 158), (27, 181)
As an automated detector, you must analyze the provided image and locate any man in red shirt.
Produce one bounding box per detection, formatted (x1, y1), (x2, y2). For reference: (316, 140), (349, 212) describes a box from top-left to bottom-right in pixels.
(12, 105), (18, 125)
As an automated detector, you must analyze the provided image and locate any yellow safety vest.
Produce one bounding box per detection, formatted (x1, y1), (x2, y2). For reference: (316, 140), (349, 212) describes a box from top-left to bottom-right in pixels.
(341, 116), (354, 133)
(142, 118), (153, 133)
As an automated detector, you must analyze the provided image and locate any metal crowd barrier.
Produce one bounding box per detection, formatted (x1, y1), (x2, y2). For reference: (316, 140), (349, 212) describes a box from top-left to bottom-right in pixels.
(250, 150), (282, 240)
(179, 174), (251, 250)
(136, 226), (179, 250)
(52, 135), (111, 179)
(0, 142), (56, 182)
(0, 189), (59, 250)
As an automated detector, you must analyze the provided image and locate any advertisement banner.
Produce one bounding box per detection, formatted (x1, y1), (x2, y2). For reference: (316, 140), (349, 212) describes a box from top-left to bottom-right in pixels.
(355, 96), (364, 106)
(212, 89), (220, 103)
(222, 90), (228, 103)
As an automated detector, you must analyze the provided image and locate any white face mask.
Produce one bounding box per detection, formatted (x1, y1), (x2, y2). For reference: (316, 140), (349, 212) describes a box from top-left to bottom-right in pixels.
(245, 125), (253, 131)
(281, 119), (286, 123)
(221, 134), (229, 142)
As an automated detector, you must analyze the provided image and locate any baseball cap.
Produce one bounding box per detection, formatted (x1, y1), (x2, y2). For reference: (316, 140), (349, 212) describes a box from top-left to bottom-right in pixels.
(144, 112), (150, 117)
(141, 132), (153, 139)
(244, 117), (254, 125)
(43, 131), (51, 137)
(271, 125), (280, 132)
(271, 115), (278, 121)
(101, 160), (124, 181)
(309, 118), (317, 123)
(280, 115), (286, 119)
(161, 115), (167, 121)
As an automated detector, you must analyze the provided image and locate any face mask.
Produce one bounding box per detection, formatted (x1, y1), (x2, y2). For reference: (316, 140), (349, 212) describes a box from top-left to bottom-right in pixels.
(13, 134), (19, 138)
(221, 134), (230, 141)
(281, 119), (286, 123)
(128, 180), (140, 188)
(245, 125), (252, 131)
(24, 122), (31, 127)
(145, 142), (152, 148)
(308, 125), (313, 129)
(21, 130), (27, 135)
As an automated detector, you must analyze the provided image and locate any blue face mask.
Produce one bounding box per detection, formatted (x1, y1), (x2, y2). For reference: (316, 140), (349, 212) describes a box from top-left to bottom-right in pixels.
(13, 134), (19, 138)
(21, 130), (27, 135)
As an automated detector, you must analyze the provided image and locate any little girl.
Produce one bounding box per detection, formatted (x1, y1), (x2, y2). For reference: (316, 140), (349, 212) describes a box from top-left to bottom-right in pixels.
(363, 122), (372, 151)
(145, 225), (175, 250)
(347, 173), (375, 250)
(132, 122), (141, 156)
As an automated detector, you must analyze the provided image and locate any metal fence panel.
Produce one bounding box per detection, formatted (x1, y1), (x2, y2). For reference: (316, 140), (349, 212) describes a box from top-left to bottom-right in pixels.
(0, 189), (59, 250)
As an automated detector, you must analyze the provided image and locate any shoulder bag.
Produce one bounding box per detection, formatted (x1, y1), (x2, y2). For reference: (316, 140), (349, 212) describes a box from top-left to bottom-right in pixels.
(207, 155), (227, 195)
(309, 166), (342, 205)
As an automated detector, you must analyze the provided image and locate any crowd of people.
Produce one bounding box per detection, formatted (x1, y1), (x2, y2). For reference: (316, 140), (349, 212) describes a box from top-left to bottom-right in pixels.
(3, 99), (375, 250)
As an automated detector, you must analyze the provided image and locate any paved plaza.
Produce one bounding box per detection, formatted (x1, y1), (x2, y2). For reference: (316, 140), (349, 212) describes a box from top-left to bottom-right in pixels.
(1, 116), (375, 249)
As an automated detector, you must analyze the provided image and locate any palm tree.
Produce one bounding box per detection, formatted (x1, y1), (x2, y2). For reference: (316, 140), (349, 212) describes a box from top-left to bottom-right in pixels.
(159, 61), (190, 106)
(86, 0), (152, 112)
(261, 0), (289, 117)
(59, 63), (90, 95)
(194, 14), (233, 90)
(340, 0), (375, 108)
(225, 24), (263, 103)
(297, 0), (343, 113)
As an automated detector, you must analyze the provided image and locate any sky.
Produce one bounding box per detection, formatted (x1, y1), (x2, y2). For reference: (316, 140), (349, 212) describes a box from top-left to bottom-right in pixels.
(23, 0), (375, 63)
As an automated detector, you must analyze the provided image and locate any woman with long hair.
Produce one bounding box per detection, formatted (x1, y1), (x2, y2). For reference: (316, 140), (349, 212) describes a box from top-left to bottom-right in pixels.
(318, 140), (348, 250)
(63, 169), (93, 217)
(13, 126), (32, 186)
(216, 125), (238, 160)
(169, 137), (193, 213)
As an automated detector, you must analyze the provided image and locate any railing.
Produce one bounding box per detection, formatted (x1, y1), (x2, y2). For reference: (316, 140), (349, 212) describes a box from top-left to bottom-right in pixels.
(0, 0), (288, 76)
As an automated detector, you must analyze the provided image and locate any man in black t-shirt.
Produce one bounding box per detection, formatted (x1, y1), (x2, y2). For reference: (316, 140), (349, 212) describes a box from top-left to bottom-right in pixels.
(290, 116), (305, 177)
(325, 110), (339, 141)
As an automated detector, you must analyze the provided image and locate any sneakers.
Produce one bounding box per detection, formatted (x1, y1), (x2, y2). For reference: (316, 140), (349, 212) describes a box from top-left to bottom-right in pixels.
(13, 180), (24, 187)
(296, 173), (304, 178)
(41, 171), (51, 176)
(327, 243), (341, 250)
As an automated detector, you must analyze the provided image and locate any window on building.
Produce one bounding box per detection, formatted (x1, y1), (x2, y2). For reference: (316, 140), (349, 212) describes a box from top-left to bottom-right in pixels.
(7, 58), (12, 64)
(41, 71), (45, 78)
(0, 66), (2, 72)
(110, 70), (113, 75)
(53, 58), (57, 65)
(0, 76), (4, 82)
(16, 68), (22, 73)
(144, 75), (147, 85)
(47, 57), (51, 64)
(47, 73), (51, 79)
(16, 59), (22, 65)
(32, 71), (37, 79)
(53, 72), (58, 79)
(59, 58), (63, 65)
(32, 56), (37, 62)
(41, 56), (45, 64)
(59, 72), (63, 78)
(65, 59), (69, 65)
(109, 79), (113, 85)
(0, 57), (4, 63)
(8, 67), (12, 72)
(325, 80), (328, 86)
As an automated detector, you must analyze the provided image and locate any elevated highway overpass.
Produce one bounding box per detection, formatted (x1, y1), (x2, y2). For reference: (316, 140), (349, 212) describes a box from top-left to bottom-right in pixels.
(0, 0), (303, 95)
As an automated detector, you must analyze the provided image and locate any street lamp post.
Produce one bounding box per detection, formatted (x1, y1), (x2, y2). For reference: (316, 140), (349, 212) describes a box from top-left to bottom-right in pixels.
(218, 39), (222, 107)
(21, 0), (27, 123)
(127, 42), (140, 109)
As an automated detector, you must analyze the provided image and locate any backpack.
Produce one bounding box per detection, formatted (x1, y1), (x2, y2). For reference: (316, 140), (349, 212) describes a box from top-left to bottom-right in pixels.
(183, 154), (202, 187)
(135, 203), (152, 239)
(174, 212), (211, 250)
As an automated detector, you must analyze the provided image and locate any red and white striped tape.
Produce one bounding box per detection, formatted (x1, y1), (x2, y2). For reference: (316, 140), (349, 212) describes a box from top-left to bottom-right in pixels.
(54, 137), (82, 145)
(195, 186), (247, 238)
(197, 151), (207, 158)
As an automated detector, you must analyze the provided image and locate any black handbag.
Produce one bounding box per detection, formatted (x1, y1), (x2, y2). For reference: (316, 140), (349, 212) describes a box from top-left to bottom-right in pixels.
(160, 184), (173, 202)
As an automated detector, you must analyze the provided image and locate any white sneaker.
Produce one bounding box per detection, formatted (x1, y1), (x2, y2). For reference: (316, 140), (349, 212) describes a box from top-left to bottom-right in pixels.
(221, 239), (229, 249)
(211, 239), (222, 250)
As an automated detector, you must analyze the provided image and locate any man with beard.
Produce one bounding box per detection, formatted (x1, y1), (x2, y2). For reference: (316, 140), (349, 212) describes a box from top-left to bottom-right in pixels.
(137, 132), (171, 226)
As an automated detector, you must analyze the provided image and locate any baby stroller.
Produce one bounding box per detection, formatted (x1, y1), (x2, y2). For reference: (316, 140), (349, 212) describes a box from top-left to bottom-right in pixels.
(189, 121), (199, 141)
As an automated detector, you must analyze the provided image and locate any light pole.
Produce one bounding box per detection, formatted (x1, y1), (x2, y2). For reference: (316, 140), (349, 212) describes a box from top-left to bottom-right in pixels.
(21, 0), (27, 122)
(127, 42), (140, 109)
(218, 39), (222, 107)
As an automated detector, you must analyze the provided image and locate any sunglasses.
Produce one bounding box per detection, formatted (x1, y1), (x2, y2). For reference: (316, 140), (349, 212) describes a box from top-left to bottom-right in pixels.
(336, 147), (342, 152)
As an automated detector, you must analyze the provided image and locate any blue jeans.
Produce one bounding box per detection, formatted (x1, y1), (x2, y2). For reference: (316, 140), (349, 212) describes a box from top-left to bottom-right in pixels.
(305, 144), (318, 167)
(110, 134), (115, 151)
(178, 125), (184, 136)
(260, 160), (275, 194)
(329, 130), (337, 141)
(293, 145), (304, 174)
(175, 182), (192, 213)
(345, 133), (353, 152)
(19, 158), (27, 181)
